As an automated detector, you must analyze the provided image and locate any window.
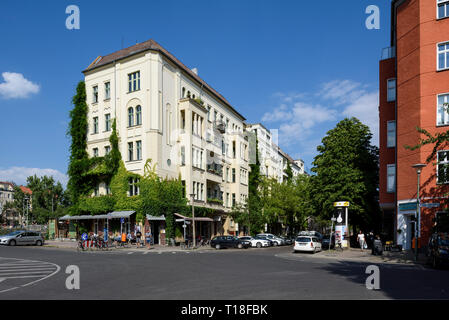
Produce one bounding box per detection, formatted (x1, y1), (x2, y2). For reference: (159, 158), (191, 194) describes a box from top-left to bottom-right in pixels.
(387, 121), (396, 148)
(128, 142), (134, 161)
(105, 113), (111, 131)
(232, 168), (236, 183)
(181, 146), (185, 166)
(136, 105), (142, 125)
(387, 164), (396, 193)
(387, 79), (396, 102)
(128, 178), (140, 196)
(437, 94), (449, 125)
(93, 148), (98, 157)
(232, 193), (236, 207)
(136, 141), (142, 160)
(128, 71), (140, 92)
(207, 106), (211, 121)
(105, 146), (111, 155)
(93, 86), (98, 103)
(438, 0), (449, 19)
(105, 183), (111, 195)
(438, 42), (449, 70)
(128, 107), (134, 127)
(93, 117), (98, 134)
(94, 184), (99, 196)
(437, 150), (449, 184)
(105, 82), (110, 100)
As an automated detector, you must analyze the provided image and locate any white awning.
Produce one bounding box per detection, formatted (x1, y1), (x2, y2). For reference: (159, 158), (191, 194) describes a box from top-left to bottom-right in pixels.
(108, 211), (135, 219)
(59, 211), (135, 221)
(146, 214), (165, 221)
(174, 213), (214, 222)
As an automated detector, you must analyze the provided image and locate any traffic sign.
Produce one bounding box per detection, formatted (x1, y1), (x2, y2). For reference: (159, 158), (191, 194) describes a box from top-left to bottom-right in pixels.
(81, 233), (88, 241)
(420, 203), (440, 208)
(334, 201), (350, 207)
(120, 218), (125, 224)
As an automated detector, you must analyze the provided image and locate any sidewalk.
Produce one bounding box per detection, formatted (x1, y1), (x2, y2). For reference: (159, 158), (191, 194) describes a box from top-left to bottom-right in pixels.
(43, 240), (214, 253)
(315, 247), (428, 266)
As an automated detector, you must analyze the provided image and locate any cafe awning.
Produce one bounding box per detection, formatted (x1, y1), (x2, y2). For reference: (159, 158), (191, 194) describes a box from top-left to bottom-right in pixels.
(59, 211), (135, 221)
(146, 214), (166, 221)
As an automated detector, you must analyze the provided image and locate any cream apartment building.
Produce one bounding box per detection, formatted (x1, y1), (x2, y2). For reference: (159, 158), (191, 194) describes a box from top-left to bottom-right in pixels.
(82, 39), (249, 236)
(246, 123), (304, 182)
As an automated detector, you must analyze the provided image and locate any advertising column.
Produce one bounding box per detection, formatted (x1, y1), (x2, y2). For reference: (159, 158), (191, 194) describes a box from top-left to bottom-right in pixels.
(333, 202), (349, 248)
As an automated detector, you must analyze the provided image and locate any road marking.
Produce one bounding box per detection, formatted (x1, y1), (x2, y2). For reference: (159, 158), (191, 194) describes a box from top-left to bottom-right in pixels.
(0, 257), (60, 293)
(128, 252), (134, 255)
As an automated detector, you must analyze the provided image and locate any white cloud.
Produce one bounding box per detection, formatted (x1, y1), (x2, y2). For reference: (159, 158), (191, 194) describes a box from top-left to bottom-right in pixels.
(260, 79), (379, 169)
(0, 72), (40, 99)
(0, 167), (68, 187)
(342, 91), (379, 146)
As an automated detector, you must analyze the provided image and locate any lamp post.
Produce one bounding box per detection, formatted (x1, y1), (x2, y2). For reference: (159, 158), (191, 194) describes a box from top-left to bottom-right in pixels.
(190, 193), (196, 248)
(330, 216), (336, 252)
(412, 163), (426, 262)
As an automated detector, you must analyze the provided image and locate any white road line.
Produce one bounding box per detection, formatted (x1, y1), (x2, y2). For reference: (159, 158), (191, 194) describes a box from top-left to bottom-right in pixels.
(0, 275), (49, 279)
(0, 269), (56, 274)
(128, 252), (134, 255)
(0, 265), (56, 269)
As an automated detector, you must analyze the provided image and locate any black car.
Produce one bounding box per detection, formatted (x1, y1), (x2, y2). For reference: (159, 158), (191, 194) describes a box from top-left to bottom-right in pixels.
(322, 234), (335, 249)
(254, 235), (274, 246)
(279, 236), (294, 245)
(427, 232), (449, 268)
(210, 236), (251, 249)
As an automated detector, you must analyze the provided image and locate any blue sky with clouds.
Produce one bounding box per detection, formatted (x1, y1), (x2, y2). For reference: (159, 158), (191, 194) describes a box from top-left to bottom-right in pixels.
(0, 0), (391, 185)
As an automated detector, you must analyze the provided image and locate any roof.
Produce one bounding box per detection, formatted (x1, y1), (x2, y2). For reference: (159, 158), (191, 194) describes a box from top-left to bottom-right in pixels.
(19, 186), (32, 195)
(83, 39), (246, 121)
(59, 211), (135, 221)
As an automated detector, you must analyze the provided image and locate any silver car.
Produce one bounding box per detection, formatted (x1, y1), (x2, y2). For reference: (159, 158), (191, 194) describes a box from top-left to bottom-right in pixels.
(0, 231), (45, 246)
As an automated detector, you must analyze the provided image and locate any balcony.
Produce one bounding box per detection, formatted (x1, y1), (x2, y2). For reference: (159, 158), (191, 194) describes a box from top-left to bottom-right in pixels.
(381, 46), (395, 60)
(214, 120), (226, 134)
(207, 162), (223, 177)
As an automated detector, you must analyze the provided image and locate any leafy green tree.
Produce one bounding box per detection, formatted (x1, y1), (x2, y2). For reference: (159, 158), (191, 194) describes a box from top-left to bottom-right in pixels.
(139, 160), (187, 244)
(310, 117), (380, 233)
(67, 81), (90, 204)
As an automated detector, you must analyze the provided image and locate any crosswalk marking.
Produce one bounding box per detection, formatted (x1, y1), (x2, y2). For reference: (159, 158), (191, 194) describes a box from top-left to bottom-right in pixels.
(0, 257), (60, 293)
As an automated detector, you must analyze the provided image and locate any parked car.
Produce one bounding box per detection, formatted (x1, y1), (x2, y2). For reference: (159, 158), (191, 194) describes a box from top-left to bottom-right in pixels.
(254, 235), (274, 246)
(280, 236), (295, 245)
(322, 234), (335, 250)
(210, 236), (251, 249)
(0, 231), (45, 246)
(427, 232), (449, 268)
(256, 233), (285, 246)
(239, 236), (270, 248)
(298, 231), (323, 241)
(293, 236), (322, 253)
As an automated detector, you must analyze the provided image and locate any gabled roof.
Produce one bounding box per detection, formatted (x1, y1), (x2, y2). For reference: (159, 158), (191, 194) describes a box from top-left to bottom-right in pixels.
(83, 39), (246, 121)
(19, 186), (32, 195)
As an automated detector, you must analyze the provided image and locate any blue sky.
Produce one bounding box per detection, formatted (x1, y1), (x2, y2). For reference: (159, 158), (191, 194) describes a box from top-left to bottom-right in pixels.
(0, 0), (391, 185)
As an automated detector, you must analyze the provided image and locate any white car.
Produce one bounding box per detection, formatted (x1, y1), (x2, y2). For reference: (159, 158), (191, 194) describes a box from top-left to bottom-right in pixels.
(256, 233), (284, 246)
(239, 236), (270, 248)
(293, 236), (322, 253)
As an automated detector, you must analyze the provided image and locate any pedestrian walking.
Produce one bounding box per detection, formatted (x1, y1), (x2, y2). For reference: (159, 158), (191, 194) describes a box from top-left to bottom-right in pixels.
(357, 230), (366, 251)
(136, 229), (142, 248)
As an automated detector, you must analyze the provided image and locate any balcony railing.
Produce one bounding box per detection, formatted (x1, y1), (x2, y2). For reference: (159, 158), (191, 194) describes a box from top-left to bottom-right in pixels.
(207, 163), (223, 176)
(381, 46), (395, 60)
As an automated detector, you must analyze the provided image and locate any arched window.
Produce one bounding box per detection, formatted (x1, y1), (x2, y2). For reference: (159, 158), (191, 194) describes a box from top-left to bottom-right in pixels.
(182, 87), (186, 98)
(136, 105), (142, 125)
(128, 107), (134, 127)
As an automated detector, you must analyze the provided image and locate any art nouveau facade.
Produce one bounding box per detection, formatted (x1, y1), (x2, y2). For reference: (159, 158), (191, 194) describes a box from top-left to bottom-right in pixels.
(83, 40), (249, 235)
(246, 123), (305, 182)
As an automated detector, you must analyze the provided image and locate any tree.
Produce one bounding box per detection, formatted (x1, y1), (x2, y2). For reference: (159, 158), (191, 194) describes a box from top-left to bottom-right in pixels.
(67, 81), (90, 204)
(311, 117), (380, 233)
(139, 160), (187, 244)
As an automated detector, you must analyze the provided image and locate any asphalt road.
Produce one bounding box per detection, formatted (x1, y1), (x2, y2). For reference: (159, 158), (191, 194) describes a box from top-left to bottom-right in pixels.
(0, 245), (448, 300)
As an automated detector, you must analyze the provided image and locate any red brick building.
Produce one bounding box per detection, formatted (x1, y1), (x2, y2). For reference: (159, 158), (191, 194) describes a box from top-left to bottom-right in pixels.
(380, 0), (449, 250)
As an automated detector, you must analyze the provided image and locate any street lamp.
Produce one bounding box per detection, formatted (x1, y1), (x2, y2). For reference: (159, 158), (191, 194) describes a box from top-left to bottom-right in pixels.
(412, 163), (426, 262)
(189, 193), (196, 248)
(330, 216), (337, 252)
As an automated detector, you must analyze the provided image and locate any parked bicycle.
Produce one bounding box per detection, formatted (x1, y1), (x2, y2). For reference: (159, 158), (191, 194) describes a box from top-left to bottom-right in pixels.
(77, 238), (86, 252)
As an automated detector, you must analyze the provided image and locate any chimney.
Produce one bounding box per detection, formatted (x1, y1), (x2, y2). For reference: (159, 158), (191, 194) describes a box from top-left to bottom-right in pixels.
(191, 67), (198, 75)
